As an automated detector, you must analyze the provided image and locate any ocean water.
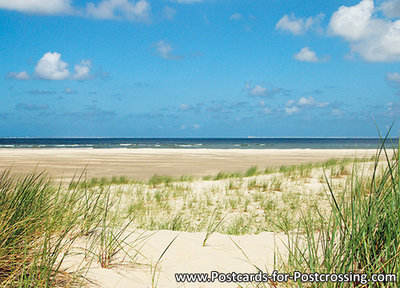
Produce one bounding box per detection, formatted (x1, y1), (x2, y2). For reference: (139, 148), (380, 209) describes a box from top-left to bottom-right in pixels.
(0, 138), (395, 149)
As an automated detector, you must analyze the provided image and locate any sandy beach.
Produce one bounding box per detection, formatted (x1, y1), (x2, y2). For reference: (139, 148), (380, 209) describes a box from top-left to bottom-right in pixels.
(0, 148), (378, 181)
(75, 230), (288, 288)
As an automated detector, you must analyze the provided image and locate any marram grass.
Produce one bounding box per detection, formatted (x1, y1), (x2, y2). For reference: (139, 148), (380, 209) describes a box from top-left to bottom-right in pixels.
(277, 138), (400, 287)
(0, 170), (80, 287)
(0, 170), (116, 287)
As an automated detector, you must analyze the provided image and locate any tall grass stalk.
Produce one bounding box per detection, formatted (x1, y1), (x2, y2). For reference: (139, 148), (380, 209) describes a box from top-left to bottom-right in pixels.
(202, 207), (227, 246)
(151, 234), (179, 288)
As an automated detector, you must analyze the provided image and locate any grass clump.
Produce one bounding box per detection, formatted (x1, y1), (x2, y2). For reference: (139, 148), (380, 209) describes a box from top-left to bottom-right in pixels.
(69, 175), (133, 190)
(0, 170), (144, 286)
(279, 136), (400, 286)
(85, 189), (138, 269)
(213, 171), (243, 181)
(244, 165), (258, 177)
(148, 175), (173, 187)
(148, 174), (194, 187)
(0, 171), (84, 287)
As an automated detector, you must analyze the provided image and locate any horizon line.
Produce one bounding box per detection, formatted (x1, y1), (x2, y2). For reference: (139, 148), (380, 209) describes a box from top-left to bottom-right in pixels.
(0, 136), (395, 139)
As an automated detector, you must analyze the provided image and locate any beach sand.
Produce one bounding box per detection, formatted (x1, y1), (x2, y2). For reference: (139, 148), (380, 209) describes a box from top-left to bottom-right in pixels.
(0, 148), (378, 181)
(77, 230), (288, 288)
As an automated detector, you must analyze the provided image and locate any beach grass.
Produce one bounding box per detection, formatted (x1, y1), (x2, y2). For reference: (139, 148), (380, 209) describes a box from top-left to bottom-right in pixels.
(0, 171), (139, 287)
(62, 156), (378, 237)
(0, 170), (85, 287)
(275, 137), (400, 287)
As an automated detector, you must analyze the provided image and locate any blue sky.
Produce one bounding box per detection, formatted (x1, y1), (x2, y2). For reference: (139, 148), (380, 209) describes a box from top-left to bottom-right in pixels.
(1, 0), (400, 137)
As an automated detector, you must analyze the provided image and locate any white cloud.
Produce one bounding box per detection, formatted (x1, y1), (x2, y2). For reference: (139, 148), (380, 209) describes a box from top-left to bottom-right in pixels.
(285, 106), (299, 115)
(163, 6), (176, 20)
(329, 0), (400, 62)
(329, 0), (373, 41)
(387, 72), (400, 83)
(276, 13), (324, 35)
(155, 40), (182, 60)
(35, 52), (70, 80)
(230, 13), (243, 21)
(298, 97), (313, 106)
(298, 96), (328, 107)
(73, 60), (92, 80)
(380, 0), (400, 19)
(7, 71), (29, 80)
(294, 47), (319, 62)
(246, 83), (288, 97)
(250, 85), (267, 96)
(86, 0), (150, 21)
(9, 52), (93, 81)
(284, 96), (328, 115)
(0, 0), (72, 14)
(156, 40), (172, 59)
(276, 14), (303, 35)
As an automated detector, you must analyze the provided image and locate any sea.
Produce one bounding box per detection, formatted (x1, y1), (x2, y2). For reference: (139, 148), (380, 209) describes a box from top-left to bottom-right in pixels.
(0, 138), (396, 149)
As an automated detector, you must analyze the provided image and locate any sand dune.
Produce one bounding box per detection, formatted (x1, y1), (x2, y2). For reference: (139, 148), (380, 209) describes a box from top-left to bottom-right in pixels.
(79, 230), (287, 288)
(1, 148), (393, 287)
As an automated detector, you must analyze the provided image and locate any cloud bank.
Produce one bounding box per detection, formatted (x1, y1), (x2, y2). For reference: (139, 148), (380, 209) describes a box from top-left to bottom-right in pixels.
(86, 0), (150, 21)
(0, 0), (151, 21)
(284, 96), (329, 115)
(0, 0), (72, 15)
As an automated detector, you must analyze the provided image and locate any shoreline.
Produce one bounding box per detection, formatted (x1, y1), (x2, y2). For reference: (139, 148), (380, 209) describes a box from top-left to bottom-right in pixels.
(0, 147), (379, 153)
(0, 148), (381, 181)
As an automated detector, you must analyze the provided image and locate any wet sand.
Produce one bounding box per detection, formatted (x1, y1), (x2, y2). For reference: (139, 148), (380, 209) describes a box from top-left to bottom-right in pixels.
(0, 148), (378, 181)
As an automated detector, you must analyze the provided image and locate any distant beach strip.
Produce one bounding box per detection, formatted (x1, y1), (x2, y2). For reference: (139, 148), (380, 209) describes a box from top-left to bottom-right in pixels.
(0, 138), (395, 149)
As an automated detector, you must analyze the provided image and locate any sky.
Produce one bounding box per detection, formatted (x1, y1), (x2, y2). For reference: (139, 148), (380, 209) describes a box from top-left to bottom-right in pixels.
(1, 0), (400, 137)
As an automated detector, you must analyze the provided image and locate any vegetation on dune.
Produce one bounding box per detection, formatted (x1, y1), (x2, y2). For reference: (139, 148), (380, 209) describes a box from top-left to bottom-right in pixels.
(276, 135), (400, 287)
(0, 171), (83, 287)
(0, 171), (142, 287)
(0, 142), (398, 287)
